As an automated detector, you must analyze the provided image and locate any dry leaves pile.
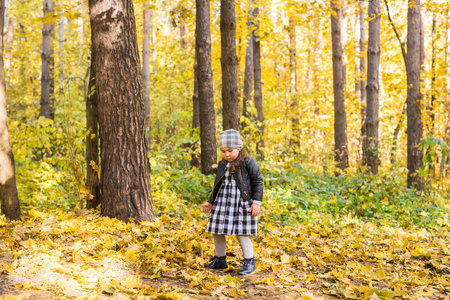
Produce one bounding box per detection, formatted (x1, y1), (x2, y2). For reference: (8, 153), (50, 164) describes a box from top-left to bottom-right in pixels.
(0, 198), (449, 300)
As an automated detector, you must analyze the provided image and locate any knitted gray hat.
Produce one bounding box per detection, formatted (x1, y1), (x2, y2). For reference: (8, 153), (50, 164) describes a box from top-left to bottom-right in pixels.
(218, 129), (242, 149)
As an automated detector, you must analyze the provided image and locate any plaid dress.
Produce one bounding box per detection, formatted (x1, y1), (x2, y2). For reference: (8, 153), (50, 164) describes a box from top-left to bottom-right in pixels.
(205, 164), (258, 236)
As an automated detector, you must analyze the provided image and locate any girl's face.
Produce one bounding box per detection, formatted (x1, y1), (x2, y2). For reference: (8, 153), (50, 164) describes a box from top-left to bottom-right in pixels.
(221, 148), (240, 162)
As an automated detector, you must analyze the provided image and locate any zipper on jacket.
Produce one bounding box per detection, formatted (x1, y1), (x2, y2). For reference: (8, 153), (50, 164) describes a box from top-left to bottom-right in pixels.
(239, 166), (248, 200)
(211, 167), (227, 200)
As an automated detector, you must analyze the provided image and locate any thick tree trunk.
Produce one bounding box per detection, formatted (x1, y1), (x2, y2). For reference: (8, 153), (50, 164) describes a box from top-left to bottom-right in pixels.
(289, 16), (299, 148)
(358, 0), (367, 165)
(330, 0), (348, 173)
(41, 0), (55, 121)
(89, 0), (155, 222)
(406, 0), (424, 190)
(365, 0), (380, 174)
(242, 8), (253, 130)
(220, 0), (239, 130)
(85, 52), (100, 209)
(143, 3), (151, 147)
(253, 6), (264, 160)
(0, 0), (21, 221)
(196, 0), (217, 174)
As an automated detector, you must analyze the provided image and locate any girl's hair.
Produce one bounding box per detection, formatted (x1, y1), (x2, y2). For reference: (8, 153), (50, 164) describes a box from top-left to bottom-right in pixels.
(229, 148), (248, 173)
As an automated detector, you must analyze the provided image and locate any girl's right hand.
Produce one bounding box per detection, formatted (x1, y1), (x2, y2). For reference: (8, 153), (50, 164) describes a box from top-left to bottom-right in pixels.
(201, 202), (213, 213)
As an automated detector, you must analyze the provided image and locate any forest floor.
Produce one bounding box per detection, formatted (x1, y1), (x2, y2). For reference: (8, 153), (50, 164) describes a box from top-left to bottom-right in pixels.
(0, 202), (449, 300)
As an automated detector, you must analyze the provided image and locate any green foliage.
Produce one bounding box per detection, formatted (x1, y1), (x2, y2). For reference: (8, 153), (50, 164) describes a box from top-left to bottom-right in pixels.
(262, 163), (449, 229)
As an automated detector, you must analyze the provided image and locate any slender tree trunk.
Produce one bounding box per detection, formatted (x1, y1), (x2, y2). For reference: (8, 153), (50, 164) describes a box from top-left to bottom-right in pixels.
(191, 53), (201, 169)
(0, 0), (21, 221)
(430, 13), (436, 135)
(313, 15), (322, 116)
(89, 0), (155, 222)
(196, 0), (217, 174)
(444, 3), (450, 176)
(242, 8), (253, 130)
(220, 0), (239, 130)
(253, 5), (264, 160)
(41, 0), (55, 121)
(365, 0), (380, 174)
(181, 19), (187, 48)
(289, 16), (299, 148)
(330, 0), (348, 173)
(4, 0), (12, 85)
(58, 8), (64, 90)
(85, 52), (100, 209)
(143, 2), (151, 147)
(341, 0), (348, 87)
(358, 0), (367, 165)
(407, 0), (424, 190)
(77, 5), (84, 47)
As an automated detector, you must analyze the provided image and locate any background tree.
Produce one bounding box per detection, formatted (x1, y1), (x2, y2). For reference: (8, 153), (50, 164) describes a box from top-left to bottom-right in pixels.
(241, 7), (253, 131)
(196, 0), (216, 174)
(365, 0), (381, 174)
(289, 14), (299, 150)
(406, 0), (424, 190)
(41, 0), (55, 121)
(220, 0), (239, 130)
(85, 50), (100, 209)
(89, 0), (155, 222)
(143, 1), (152, 146)
(253, 4), (264, 161)
(330, 0), (348, 172)
(0, 0), (20, 221)
(357, 0), (367, 165)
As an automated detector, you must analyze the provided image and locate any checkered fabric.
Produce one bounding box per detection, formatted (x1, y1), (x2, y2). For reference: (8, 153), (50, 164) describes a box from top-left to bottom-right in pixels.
(206, 164), (258, 235)
(218, 129), (242, 150)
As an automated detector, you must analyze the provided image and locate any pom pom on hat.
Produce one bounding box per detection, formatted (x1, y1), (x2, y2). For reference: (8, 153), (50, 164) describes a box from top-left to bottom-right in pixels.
(218, 129), (242, 150)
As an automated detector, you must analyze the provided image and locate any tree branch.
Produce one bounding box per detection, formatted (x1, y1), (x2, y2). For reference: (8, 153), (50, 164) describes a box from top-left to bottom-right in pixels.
(383, 0), (407, 66)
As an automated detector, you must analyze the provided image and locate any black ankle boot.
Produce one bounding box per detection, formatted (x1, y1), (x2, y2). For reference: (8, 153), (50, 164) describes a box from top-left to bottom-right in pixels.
(239, 257), (256, 275)
(205, 256), (227, 270)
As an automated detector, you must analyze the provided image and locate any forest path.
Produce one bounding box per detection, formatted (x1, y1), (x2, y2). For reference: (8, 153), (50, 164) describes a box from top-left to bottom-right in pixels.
(0, 206), (449, 299)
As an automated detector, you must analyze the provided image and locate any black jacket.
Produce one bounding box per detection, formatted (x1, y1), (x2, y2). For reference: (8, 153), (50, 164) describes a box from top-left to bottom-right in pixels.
(208, 156), (263, 205)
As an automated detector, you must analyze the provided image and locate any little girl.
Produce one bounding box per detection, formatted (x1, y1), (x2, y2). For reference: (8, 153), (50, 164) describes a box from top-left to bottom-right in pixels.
(201, 129), (263, 275)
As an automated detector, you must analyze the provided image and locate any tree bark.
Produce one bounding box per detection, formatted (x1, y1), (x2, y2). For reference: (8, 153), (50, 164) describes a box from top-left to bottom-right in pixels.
(406, 0), (424, 190)
(41, 0), (55, 121)
(430, 12), (436, 134)
(242, 8), (253, 130)
(289, 16), (299, 148)
(341, 0), (348, 87)
(365, 0), (380, 174)
(0, 0), (21, 221)
(191, 53), (201, 169)
(85, 51), (100, 209)
(358, 0), (367, 165)
(58, 8), (64, 90)
(4, 0), (13, 85)
(143, 2), (151, 147)
(220, 0), (239, 131)
(196, 0), (217, 174)
(253, 5), (264, 160)
(330, 0), (348, 173)
(89, 0), (155, 222)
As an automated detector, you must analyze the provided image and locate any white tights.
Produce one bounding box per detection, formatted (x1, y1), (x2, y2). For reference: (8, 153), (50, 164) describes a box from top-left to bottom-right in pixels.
(213, 234), (254, 259)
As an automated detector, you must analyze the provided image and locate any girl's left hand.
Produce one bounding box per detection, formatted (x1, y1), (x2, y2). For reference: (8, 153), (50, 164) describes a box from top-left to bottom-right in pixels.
(250, 203), (261, 217)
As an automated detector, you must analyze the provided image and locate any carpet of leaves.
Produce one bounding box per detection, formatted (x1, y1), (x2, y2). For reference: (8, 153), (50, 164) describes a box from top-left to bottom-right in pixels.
(0, 194), (449, 300)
